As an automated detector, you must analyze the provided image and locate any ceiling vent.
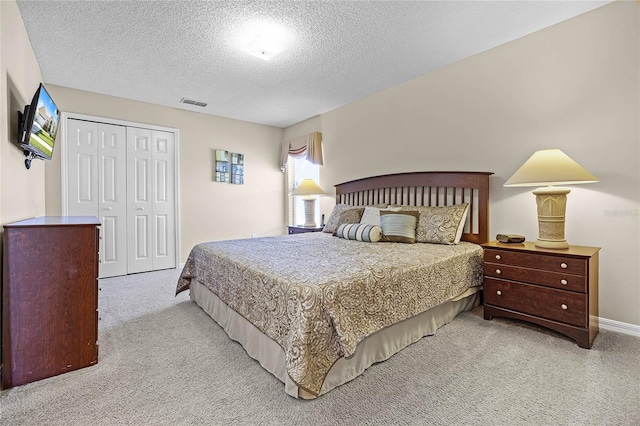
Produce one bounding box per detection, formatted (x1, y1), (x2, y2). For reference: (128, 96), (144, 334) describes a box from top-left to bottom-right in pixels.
(180, 98), (207, 107)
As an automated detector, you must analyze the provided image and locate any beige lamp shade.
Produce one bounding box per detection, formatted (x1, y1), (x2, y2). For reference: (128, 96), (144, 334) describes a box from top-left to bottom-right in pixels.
(292, 179), (325, 197)
(504, 149), (598, 187)
(504, 149), (598, 249)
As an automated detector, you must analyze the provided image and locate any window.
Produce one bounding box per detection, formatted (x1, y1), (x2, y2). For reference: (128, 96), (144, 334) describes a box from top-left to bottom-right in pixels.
(287, 156), (320, 226)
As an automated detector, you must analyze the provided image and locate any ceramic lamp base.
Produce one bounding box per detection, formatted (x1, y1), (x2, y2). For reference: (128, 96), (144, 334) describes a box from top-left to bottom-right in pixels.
(533, 187), (570, 249)
(302, 198), (317, 228)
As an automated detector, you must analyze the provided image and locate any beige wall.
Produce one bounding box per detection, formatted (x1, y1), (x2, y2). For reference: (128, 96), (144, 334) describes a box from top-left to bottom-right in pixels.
(1, 0), (46, 368)
(282, 115), (322, 142)
(313, 1), (639, 326)
(1, 0), (45, 226)
(44, 86), (285, 262)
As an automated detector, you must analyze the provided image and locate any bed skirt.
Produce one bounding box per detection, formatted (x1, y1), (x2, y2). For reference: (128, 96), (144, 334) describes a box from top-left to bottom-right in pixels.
(190, 278), (480, 399)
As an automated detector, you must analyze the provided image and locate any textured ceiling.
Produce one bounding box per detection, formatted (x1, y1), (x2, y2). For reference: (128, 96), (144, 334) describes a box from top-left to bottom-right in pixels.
(17, 1), (610, 128)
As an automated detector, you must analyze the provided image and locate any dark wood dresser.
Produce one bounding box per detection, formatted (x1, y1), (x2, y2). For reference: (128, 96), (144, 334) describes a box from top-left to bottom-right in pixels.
(2, 216), (101, 388)
(482, 241), (600, 348)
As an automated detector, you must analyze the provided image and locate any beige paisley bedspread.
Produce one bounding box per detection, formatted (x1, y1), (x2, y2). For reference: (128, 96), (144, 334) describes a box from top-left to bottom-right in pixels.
(176, 232), (483, 396)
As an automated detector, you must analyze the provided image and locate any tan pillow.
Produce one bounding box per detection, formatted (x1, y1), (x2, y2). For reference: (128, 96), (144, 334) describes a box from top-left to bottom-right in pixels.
(322, 205), (365, 234)
(397, 204), (468, 244)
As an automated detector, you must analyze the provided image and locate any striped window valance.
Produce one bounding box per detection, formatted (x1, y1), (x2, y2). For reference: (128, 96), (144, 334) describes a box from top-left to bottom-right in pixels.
(280, 132), (323, 172)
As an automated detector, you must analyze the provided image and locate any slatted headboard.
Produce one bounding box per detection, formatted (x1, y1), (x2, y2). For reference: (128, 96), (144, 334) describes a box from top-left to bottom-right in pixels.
(334, 171), (493, 244)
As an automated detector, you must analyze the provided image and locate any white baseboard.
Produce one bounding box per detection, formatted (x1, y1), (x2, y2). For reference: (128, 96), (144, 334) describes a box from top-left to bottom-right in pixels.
(599, 317), (640, 337)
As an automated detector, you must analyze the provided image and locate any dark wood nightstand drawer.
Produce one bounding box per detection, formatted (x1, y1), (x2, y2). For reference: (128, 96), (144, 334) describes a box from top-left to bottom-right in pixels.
(484, 262), (587, 293)
(485, 278), (587, 328)
(482, 241), (600, 348)
(484, 248), (587, 276)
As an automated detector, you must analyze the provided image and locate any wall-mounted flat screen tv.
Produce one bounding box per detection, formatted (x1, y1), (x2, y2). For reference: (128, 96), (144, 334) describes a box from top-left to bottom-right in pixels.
(18, 83), (60, 167)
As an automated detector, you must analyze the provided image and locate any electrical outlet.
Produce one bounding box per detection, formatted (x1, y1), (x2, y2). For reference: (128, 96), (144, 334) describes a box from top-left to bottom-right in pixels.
(251, 233), (257, 238)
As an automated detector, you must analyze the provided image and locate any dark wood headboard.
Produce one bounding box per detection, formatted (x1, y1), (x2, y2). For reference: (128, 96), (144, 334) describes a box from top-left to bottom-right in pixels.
(334, 171), (493, 244)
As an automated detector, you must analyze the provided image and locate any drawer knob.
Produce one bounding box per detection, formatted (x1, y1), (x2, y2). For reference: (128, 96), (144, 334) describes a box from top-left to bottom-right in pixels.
(561, 304), (568, 310)
(495, 269), (502, 275)
(561, 279), (568, 285)
(560, 262), (568, 269)
(495, 254), (501, 260)
(496, 290), (502, 296)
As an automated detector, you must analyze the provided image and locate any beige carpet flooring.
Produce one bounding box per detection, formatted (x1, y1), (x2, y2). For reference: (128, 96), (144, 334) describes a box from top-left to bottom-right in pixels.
(1, 268), (639, 425)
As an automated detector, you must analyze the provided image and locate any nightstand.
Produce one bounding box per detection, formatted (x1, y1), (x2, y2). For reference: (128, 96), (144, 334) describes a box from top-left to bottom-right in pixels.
(482, 241), (600, 348)
(288, 226), (324, 234)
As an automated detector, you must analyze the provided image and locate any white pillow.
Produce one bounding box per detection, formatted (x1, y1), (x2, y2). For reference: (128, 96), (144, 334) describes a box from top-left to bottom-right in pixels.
(360, 206), (382, 226)
(360, 206), (401, 226)
(453, 204), (470, 244)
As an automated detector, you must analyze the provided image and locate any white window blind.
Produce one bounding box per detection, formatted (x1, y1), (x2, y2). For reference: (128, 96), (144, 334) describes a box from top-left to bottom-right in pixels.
(287, 156), (320, 226)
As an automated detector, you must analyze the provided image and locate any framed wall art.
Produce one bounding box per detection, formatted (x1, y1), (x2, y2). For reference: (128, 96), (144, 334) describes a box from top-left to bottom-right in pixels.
(214, 149), (230, 182)
(231, 152), (244, 185)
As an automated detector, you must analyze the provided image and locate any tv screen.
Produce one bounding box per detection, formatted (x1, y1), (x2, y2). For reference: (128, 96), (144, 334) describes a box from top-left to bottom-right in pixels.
(19, 83), (60, 161)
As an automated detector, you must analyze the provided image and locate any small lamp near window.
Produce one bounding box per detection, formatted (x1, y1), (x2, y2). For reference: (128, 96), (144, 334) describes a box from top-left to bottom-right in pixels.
(504, 149), (598, 249)
(292, 179), (325, 228)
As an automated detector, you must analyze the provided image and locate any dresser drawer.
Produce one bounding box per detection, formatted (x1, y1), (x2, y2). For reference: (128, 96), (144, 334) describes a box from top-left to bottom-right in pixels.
(483, 262), (587, 293)
(484, 249), (587, 276)
(484, 278), (587, 328)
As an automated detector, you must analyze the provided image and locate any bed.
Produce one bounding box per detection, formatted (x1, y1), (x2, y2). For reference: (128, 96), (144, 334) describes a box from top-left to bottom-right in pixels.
(176, 171), (492, 399)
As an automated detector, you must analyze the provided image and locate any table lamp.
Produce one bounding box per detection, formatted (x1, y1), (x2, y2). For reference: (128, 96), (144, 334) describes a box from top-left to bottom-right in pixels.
(292, 179), (325, 227)
(504, 149), (598, 249)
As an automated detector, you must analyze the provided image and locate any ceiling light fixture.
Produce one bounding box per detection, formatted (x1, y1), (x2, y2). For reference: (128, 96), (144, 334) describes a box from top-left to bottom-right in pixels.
(238, 21), (289, 61)
(243, 35), (285, 60)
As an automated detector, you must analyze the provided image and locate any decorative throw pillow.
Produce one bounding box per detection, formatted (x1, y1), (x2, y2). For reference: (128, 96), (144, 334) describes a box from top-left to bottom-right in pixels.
(360, 205), (400, 226)
(397, 204), (469, 244)
(336, 223), (382, 242)
(322, 205), (365, 234)
(379, 210), (419, 243)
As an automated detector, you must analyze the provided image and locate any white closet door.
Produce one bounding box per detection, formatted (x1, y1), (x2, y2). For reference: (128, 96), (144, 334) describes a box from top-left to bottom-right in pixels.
(98, 123), (127, 277)
(151, 130), (176, 270)
(64, 114), (178, 277)
(67, 119), (99, 216)
(67, 119), (128, 278)
(127, 127), (153, 274)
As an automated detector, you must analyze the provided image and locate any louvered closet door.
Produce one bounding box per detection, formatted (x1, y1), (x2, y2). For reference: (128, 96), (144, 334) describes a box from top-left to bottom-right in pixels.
(127, 127), (154, 274)
(67, 119), (127, 278)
